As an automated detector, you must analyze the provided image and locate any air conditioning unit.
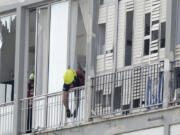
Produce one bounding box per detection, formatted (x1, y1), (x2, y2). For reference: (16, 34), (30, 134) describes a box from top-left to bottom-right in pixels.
(174, 88), (180, 103)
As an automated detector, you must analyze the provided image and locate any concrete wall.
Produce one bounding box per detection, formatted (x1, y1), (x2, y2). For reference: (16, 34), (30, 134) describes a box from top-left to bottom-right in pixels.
(97, 0), (167, 73)
(35, 107), (180, 135)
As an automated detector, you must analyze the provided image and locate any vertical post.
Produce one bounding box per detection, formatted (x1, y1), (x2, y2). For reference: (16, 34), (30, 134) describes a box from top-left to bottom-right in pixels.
(84, 0), (99, 121)
(13, 7), (26, 135)
(163, 0), (176, 108)
(111, 0), (119, 112)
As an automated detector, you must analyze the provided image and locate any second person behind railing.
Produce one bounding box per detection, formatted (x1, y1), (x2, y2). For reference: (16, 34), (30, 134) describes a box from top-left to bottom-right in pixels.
(63, 69), (85, 118)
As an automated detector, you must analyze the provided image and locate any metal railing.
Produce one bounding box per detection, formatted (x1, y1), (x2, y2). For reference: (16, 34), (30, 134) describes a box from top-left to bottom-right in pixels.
(170, 60), (180, 104)
(20, 86), (85, 134)
(91, 62), (164, 118)
(0, 102), (14, 135)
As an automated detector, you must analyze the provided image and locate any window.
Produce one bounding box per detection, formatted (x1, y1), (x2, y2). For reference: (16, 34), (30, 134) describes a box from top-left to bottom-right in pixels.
(35, 6), (49, 96)
(100, 0), (113, 4)
(48, 2), (69, 93)
(144, 13), (151, 36)
(152, 20), (159, 25)
(160, 22), (166, 48)
(175, 68), (180, 89)
(27, 2), (70, 95)
(74, 7), (87, 71)
(98, 23), (106, 55)
(0, 14), (16, 104)
(144, 39), (150, 56)
(125, 11), (134, 66)
(151, 30), (159, 41)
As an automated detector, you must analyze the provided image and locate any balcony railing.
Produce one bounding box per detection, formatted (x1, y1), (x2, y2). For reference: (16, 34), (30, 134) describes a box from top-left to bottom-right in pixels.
(20, 86), (85, 134)
(170, 60), (180, 105)
(91, 62), (164, 118)
(0, 102), (14, 135)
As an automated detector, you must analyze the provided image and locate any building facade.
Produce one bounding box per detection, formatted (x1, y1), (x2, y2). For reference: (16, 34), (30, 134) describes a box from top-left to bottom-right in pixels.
(0, 0), (180, 135)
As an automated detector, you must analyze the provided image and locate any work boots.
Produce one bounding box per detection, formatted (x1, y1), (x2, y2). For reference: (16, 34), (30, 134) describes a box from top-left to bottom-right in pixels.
(66, 109), (73, 118)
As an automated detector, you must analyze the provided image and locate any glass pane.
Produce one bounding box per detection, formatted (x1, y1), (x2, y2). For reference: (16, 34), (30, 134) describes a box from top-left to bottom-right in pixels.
(144, 39), (150, 56)
(125, 11), (133, 66)
(27, 10), (36, 99)
(160, 22), (166, 48)
(48, 2), (69, 93)
(0, 14), (16, 102)
(144, 13), (151, 36)
(35, 7), (49, 96)
(75, 7), (86, 71)
(151, 30), (159, 41)
(98, 24), (105, 55)
(28, 10), (36, 76)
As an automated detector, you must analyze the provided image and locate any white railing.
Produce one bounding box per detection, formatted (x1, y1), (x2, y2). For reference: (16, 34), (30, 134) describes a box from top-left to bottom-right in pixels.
(20, 86), (85, 133)
(0, 102), (14, 135)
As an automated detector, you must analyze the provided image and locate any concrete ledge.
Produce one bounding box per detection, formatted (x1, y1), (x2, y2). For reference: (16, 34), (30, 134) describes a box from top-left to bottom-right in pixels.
(23, 105), (180, 135)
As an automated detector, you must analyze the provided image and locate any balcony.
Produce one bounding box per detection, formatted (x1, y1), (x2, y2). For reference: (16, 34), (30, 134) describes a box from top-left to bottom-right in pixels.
(20, 86), (85, 134)
(4, 61), (180, 134)
(91, 62), (164, 118)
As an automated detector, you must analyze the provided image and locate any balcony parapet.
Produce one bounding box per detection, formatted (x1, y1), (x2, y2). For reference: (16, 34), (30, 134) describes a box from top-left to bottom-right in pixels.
(20, 86), (85, 134)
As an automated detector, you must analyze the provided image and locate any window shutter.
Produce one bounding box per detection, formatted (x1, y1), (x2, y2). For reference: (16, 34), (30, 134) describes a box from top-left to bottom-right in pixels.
(97, 4), (116, 73)
(150, 0), (161, 61)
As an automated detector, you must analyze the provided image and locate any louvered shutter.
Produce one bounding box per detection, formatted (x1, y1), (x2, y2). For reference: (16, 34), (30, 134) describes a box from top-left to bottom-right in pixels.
(97, 3), (116, 74)
(150, 0), (161, 61)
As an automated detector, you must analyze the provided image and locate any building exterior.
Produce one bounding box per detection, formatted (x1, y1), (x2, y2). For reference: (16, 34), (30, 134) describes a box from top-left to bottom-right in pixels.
(0, 0), (180, 135)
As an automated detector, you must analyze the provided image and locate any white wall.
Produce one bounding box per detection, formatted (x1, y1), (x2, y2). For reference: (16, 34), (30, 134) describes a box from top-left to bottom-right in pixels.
(120, 127), (164, 135)
(170, 124), (180, 135)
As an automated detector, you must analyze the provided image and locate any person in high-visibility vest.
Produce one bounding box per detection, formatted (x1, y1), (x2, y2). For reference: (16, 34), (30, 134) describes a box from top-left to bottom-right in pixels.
(27, 71), (34, 133)
(63, 69), (85, 118)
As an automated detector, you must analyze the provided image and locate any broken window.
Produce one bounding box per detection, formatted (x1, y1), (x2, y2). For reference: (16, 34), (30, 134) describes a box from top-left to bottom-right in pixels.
(98, 23), (106, 55)
(125, 11), (133, 66)
(144, 13), (151, 36)
(0, 14), (16, 104)
(144, 39), (150, 56)
(160, 22), (166, 48)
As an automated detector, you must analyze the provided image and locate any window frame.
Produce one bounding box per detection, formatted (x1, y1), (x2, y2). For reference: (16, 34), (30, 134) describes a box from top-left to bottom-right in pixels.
(0, 12), (16, 104)
(25, 1), (71, 97)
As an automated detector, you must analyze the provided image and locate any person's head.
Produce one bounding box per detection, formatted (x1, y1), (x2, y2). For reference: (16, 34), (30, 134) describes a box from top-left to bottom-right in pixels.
(29, 72), (34, 82)
(63, 69), (77, 85)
